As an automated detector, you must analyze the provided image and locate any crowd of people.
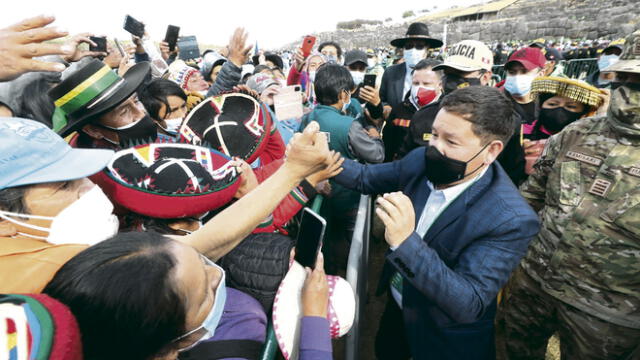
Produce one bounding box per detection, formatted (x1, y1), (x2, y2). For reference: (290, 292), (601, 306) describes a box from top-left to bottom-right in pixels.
(0, 12), (638, 360)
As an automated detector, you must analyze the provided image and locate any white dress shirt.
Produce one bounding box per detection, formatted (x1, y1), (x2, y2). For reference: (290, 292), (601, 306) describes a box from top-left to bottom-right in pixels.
(390, 167), (489, 307)
(402, 63), (413, 101)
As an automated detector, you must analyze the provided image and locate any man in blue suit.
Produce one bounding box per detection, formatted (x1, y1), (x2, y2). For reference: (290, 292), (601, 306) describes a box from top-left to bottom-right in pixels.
(332, 86), (540, 359)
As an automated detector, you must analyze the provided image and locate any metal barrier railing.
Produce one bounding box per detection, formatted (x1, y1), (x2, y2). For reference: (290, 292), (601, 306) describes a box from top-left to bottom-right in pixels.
(259, 196), (325, 360)
(563, 58), (598, 80)
(345, 194), (372, 360)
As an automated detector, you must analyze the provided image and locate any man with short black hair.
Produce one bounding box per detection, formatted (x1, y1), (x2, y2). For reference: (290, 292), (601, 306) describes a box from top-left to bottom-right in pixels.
(331, 86), (539, 359)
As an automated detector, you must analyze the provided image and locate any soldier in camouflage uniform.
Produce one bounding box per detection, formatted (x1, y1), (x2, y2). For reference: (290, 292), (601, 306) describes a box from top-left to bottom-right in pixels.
(496, 30), (640, 360)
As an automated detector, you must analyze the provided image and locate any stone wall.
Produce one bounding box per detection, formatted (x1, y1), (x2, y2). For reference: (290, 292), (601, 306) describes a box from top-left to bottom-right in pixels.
(284, 0), (640, 49)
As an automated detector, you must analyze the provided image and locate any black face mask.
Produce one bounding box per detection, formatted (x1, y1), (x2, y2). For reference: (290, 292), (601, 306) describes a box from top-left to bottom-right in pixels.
(101, 115), (158, 148)
(442, 74), (482, 95)
(424, 144), (488, 186)
(538, 107), (582, 134)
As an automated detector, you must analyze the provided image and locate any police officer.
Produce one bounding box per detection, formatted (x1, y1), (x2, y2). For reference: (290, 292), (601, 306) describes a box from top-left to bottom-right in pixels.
(496, 30), (640, 359)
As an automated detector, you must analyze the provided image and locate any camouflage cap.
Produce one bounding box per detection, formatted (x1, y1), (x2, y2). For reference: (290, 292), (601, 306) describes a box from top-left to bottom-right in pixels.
(602, 30), (640, 74)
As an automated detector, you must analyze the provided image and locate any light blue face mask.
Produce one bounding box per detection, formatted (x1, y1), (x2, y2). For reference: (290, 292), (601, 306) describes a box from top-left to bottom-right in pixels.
(504, 74), (534, 97)
(175, 256), (227, 352)
(403, 49), (425, 68)
(598, 54), (620, 71)
(341, 92), (351, 113)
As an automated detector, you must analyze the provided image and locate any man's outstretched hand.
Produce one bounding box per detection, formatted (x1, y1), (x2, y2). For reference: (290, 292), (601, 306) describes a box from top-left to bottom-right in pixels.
(284, 121), (332, 180)
(0, 15), (72, 81)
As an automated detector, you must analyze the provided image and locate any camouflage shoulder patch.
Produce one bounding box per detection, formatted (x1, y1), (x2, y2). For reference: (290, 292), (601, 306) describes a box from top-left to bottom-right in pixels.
(566, 151), (603, 166)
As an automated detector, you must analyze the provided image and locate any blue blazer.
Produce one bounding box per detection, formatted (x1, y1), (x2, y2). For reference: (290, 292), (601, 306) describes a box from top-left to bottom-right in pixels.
(333, 147), (540, 360)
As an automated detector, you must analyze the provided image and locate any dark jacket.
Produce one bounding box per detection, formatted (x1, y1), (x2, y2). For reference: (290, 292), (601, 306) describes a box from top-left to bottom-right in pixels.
(383, 92), (418, 161)
(333, 148), (539, 360)
(379, 63), (408, 110)
(217, 232), (294, 311)
(398, 99), (441, 157)
(206, 61), (242, 97)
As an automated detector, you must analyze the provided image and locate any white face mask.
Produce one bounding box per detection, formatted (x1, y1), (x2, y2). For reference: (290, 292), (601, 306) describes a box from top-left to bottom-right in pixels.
(308, 71), (317, 83)
(162, 118), (183, 135)
(0, 185), (119, 246)
(504, 74), (536, 97)
(350, 71), (365, 86)
(404, 49), (425, 68)
(367, 58), (377, 69)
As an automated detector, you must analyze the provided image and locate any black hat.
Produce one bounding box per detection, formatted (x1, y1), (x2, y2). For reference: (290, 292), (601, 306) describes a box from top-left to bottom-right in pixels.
(543, 47), (564, 61)
(49, 59), (151, 137)
(252, 52), (284, 70)
(390, 23), (443, 49)
(344, 50), (368, 67)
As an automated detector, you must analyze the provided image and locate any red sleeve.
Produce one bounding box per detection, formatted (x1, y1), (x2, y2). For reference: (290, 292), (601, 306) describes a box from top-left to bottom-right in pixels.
(258, 127), (286, 166)
(287, 65), (302, 86)
(251, 159), (315, 234)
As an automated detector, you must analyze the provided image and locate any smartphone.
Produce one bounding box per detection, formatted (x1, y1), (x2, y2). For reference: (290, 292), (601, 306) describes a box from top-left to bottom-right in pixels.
(301, 35), (316, 58)
(164, 25), (180, 52)
(294, 208), (327, 269)
(89, 36), (107, 53)
(363, 74), (376, 88)
(177, 35), (201, 60)
(114, 38), (125, 57)
(123, 15), (145, 38)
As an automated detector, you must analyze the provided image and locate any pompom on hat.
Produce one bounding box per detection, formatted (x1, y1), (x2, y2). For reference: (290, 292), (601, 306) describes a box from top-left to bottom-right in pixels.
(92, 142), (241, 219)
(179, 92), (272, 163)
(272, 261), (355, 360)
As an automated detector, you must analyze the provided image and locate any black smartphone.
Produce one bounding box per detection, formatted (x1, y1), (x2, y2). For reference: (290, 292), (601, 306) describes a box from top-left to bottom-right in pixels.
(177, 36), (201, 60)
(164, 25), (180, 52)
(364, 74), (376, 88)
(123, 15), (145, 38)
(294, 208), (327, 269)
(89, 36), (107, 53)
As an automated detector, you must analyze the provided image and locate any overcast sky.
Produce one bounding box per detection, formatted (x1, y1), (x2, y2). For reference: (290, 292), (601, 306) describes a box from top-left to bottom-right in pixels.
(2, 0), (485, 49)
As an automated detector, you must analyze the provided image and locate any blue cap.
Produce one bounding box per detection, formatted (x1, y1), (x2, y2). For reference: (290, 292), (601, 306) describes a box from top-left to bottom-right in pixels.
(0, 117), (114, 190)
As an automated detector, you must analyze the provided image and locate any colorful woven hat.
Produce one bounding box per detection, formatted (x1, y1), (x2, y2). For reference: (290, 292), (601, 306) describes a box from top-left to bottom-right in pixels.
(272, 261), (355, 360)
(531, 76), (606, 108)
(0, 294), (82, 360)
(92, 143), (240, 218)
(179, 92), (272, 163)
(168, 60), (200, 90)
(48, 59), (151, 137)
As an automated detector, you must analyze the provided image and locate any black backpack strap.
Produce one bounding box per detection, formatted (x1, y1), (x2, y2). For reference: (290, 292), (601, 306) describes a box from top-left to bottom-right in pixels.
(178, 339), (263, 360)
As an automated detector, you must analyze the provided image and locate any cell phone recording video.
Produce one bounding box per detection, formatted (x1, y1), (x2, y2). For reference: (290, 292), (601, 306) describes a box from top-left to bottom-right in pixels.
(123, 15), (145, 38)
(89, 36), (107, 53)
(294, 208), (327, 269)
(164, 25), (180, 52)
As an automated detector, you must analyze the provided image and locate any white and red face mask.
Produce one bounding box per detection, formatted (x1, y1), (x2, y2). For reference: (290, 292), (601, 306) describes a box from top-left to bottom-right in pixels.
(410, 86), (439, 109)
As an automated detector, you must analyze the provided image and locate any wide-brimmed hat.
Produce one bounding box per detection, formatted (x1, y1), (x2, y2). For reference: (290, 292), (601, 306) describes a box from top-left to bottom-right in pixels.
(390, 23), (443, 49)
(272, 261), (355, 360)
(92, 142), (240, 218)
(531, 76), (606, 109)
(603, 30), (640, 74)
(48, 59), (150, 137)
(179, 92), (272, 163)
(0, 294), (82, 360)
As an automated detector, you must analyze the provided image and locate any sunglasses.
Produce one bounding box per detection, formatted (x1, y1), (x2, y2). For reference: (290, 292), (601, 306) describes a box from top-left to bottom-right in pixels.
(404, 43), (426, 50)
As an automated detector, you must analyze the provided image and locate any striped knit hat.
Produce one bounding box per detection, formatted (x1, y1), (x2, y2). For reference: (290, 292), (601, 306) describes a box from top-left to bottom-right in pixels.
(168, 60), (200, 90)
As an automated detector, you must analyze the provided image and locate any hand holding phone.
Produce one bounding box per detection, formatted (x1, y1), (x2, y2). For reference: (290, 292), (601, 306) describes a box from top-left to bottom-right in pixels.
(301, 35), (316, 58)
(164, 25), (180, 52)
(294, 208), (327, 269)
(89, 36), (107, 53)
(123, 15), (145, 38)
